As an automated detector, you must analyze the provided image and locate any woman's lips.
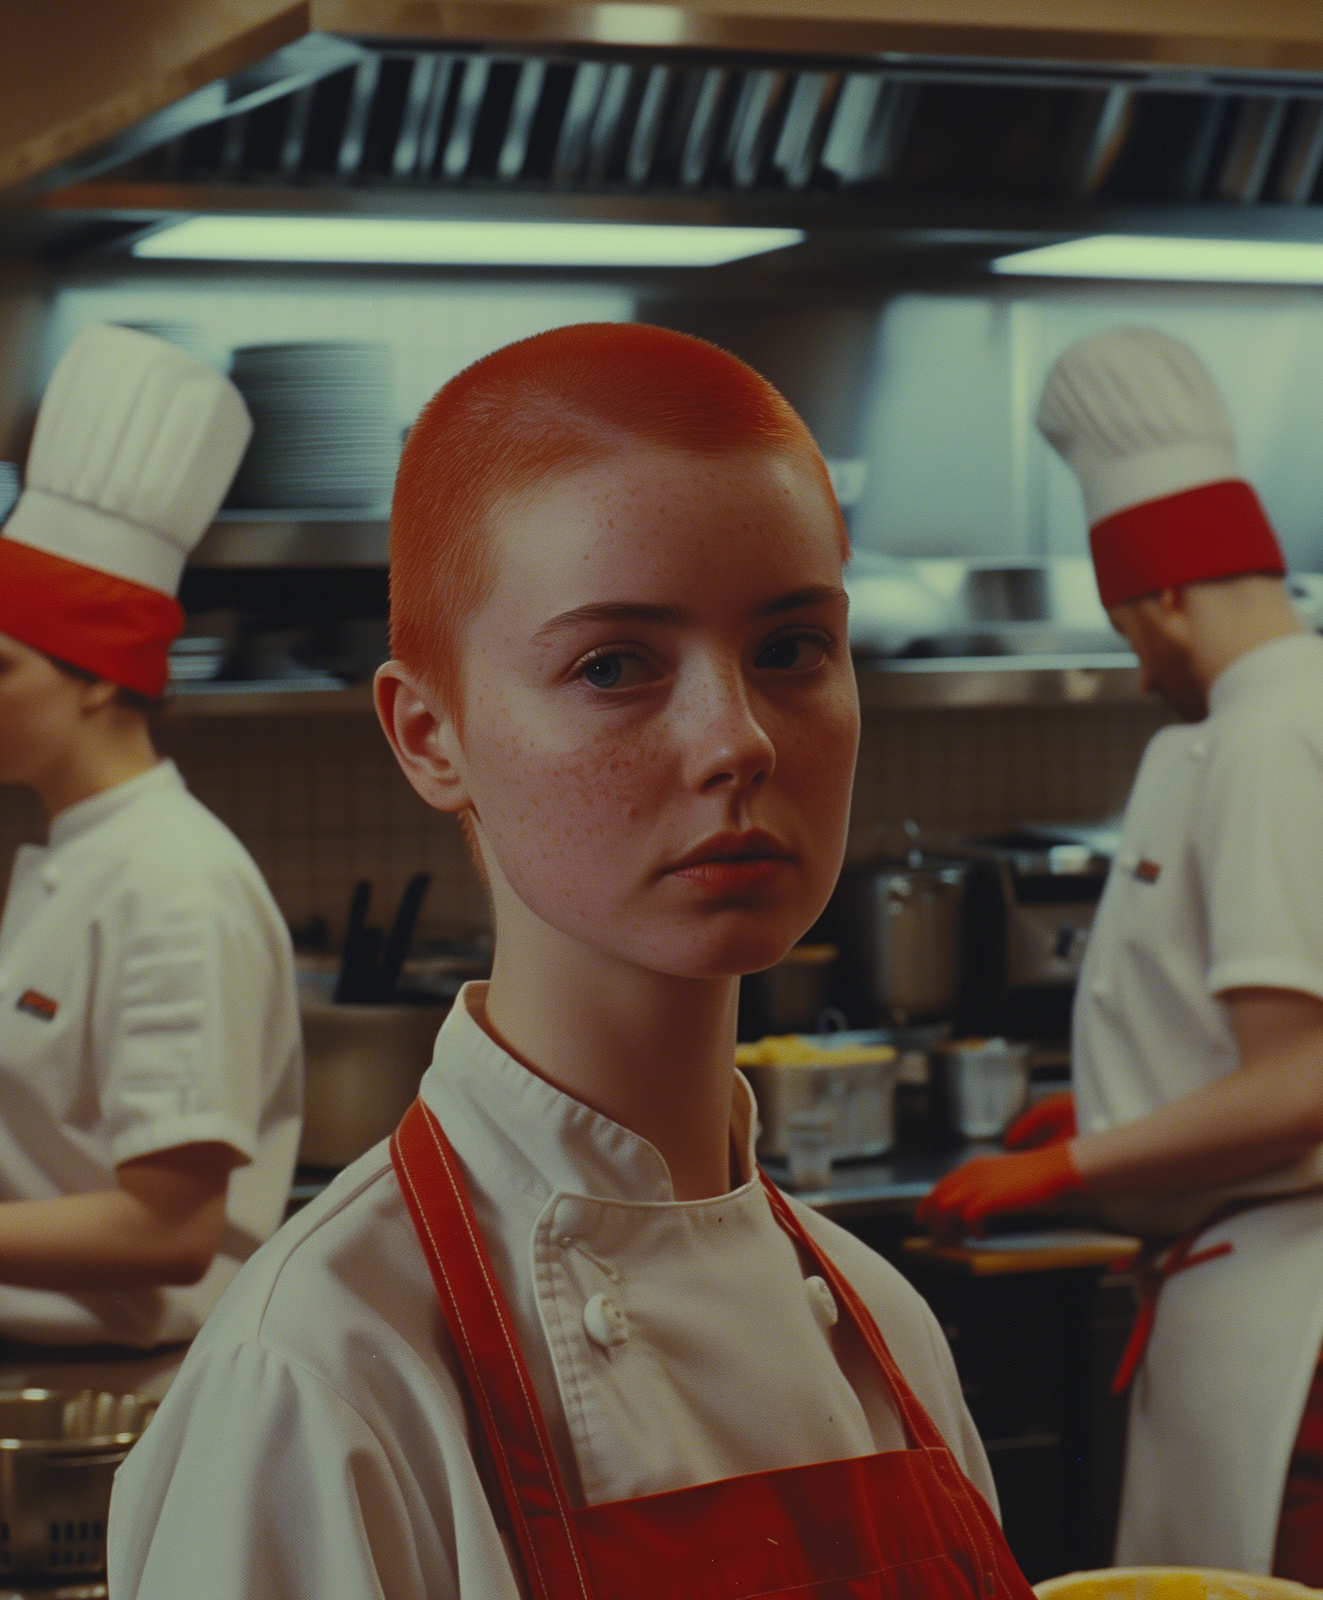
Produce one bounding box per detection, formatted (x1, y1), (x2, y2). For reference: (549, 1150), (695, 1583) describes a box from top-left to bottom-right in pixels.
(664, 833), (794, 893)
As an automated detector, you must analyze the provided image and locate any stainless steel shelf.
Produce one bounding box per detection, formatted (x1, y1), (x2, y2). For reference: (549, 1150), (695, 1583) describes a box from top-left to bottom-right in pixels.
(163, 683), (375, 717)
(856, 654), (1143, 708)
(190, 514), (389, 567)
(162, 658), (1147, 717)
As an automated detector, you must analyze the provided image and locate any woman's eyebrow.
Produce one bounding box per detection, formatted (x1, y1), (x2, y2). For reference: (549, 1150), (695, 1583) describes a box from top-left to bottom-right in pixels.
(755, 584), (847, 618)
(534, 601), (685, 640)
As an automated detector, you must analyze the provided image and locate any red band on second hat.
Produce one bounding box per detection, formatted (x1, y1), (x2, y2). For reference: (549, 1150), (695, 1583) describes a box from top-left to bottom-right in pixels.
(1090, 479), (1285, 611)
(0, 538), (181, 698)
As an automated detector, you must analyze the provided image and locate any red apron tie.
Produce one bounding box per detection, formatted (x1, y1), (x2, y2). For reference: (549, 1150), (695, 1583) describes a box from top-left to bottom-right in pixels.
(392, 1096), (1038, 1600)
(1112, 1185), (1323, 1396)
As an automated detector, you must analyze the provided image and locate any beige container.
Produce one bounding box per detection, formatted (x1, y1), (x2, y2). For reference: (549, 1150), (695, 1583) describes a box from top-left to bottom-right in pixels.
(738, 1040), (901, 1162)
(299, 998), (448, 1167)
(1035, 1570), (1322, 1600)
(0, 1389), (158, 1582)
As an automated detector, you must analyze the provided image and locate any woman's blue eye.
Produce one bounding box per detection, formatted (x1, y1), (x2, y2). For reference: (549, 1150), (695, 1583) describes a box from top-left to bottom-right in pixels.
(584, 656), (625, 688)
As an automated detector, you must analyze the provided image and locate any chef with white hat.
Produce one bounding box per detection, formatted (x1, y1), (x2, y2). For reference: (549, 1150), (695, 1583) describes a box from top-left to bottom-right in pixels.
(919, 326), (1323, 1580)
(0, 323), (302, 1393)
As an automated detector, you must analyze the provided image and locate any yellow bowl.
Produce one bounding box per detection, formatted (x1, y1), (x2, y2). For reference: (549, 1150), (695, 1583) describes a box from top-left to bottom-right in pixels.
(1035, 1570), (1323, 1600)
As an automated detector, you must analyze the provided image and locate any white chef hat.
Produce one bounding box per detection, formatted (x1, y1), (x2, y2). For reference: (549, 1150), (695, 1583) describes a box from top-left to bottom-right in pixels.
(1036, 326), (1283, 609)
(0, 324), (252, 696)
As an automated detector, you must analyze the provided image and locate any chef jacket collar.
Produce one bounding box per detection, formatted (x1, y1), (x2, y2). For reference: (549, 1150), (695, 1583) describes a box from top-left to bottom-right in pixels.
(47, 759), (183, 850)
(1207, 632), (1323, 720)
(420, 982), (760, 1207)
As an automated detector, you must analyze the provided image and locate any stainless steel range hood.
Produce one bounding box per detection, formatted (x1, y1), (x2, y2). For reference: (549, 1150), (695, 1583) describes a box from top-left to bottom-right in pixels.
(8, 3), (1323, 266)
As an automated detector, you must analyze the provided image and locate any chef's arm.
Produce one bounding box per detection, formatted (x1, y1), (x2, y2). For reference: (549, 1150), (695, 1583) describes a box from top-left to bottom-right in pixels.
(1073, 987), (1323, 1195)
(0, 1143), (238, 1291)
(920, 987), (1323, 1238)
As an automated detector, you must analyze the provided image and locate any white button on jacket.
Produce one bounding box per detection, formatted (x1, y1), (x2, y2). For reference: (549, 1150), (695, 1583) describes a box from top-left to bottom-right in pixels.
(109, 984), (995, 1600)
(0, 760), (302, 1348)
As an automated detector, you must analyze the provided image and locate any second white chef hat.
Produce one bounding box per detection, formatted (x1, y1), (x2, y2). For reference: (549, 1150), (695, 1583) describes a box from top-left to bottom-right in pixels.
(1036, 326), (1284, 609)
(0, 324), (252, 696)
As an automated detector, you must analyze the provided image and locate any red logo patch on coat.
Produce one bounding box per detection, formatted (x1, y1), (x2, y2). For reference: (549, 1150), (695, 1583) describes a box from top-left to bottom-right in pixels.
(1134, 859), (1162, 884)
(16, 990), (58, 1021)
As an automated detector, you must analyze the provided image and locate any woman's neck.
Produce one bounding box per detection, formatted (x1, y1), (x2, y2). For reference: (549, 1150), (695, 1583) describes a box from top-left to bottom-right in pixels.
(480, 905), (740, 1202)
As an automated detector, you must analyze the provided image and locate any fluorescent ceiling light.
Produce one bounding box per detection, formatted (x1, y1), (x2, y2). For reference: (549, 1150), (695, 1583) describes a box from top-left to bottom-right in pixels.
(132, 215), (805, 268)
(993, 234), (1323, 284)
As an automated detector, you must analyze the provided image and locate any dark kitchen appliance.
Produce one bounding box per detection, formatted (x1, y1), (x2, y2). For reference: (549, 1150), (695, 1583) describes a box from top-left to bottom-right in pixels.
(958, 826), (1115, 1040)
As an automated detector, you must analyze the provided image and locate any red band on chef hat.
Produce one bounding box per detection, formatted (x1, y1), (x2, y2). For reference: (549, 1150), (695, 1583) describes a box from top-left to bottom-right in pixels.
(0, 537), (182, 698)
(1089, 479), (1286, 611)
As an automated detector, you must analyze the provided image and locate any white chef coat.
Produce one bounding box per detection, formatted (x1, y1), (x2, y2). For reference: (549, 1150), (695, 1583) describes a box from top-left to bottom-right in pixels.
(108, 982), (994, 1600)
(0, 760), (302, 1348)
(1073, 631), (1323, 1571)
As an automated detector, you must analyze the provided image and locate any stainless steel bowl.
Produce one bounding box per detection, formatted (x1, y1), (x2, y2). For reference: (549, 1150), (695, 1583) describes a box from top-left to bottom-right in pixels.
(0, 1390), (157, 1583)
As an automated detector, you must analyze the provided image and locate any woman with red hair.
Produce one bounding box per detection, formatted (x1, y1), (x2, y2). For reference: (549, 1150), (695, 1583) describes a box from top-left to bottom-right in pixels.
(111, 324), (1033, 1600)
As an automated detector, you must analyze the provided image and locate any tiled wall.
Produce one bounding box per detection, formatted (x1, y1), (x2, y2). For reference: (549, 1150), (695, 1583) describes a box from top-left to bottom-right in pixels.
(0, 699), (1167, 946)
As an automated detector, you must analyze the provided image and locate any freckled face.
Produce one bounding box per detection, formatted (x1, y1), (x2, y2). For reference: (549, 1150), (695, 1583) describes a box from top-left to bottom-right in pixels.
(452, 446), (859, 979)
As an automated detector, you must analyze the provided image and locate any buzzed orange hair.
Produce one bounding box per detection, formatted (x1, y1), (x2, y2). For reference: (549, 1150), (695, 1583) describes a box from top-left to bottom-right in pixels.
(389, 321), (845, 714)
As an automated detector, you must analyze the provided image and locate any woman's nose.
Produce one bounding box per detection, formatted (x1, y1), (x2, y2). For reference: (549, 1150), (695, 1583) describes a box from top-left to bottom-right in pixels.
(678, 664), (776, 795)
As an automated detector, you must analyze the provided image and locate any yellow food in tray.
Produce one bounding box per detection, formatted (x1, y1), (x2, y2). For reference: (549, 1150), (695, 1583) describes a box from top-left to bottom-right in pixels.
(735, 1035), (897, 1068)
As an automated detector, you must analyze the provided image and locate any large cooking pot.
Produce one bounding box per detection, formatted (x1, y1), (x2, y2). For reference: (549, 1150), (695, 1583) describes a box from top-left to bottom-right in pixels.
(299, 997), (448, 1167)
(836, 858), (970, 1026)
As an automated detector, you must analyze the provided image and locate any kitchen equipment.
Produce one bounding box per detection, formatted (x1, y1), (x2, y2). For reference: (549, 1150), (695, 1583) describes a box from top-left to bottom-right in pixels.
(930, 1037), (1031, 1140)
(298, 997), (448, 1167)
(737, 1032), (901, 1162)
(739, 944), (838, 1036)
(1034, 1570), (1320, 1600)
(0, 1389), (158, 1582)
(377, 874), (432, 1002)
(333, 876), (432, 1004)
(959, 827), (1112, 1038)
(834, 856), (970, 1025)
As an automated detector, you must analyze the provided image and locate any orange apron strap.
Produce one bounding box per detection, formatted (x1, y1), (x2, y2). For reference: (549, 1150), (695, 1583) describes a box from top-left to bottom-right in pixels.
(391, 1098), (596, 1600)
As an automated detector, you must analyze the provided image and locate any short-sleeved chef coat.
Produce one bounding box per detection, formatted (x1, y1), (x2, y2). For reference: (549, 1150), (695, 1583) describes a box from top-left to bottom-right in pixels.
(1073, 631), (1323, 1570)
(0, 760), (302, 1348)
(108, 982), (994, 1600)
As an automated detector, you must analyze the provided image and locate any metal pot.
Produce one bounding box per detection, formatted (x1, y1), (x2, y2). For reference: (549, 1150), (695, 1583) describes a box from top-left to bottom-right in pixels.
(0, 1389), (157, 1582)
(299, 997), (448, 1167)
(837, 858), (969, 1025)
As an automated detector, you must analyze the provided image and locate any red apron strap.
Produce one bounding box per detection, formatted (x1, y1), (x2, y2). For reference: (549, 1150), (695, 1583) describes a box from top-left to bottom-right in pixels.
(391, 1098), (596, 1600)
(758, 1172), (948, 1453)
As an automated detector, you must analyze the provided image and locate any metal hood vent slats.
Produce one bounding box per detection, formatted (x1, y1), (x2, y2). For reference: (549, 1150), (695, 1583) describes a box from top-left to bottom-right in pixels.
(46, 41), (1323, 220)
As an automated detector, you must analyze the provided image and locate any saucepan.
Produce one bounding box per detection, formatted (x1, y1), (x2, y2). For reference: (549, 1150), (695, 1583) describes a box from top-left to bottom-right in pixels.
(0, 1389), (157, 1581)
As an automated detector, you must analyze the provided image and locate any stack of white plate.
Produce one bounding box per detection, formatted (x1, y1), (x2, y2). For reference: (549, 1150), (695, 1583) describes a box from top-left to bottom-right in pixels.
(226, 342), (397, 512)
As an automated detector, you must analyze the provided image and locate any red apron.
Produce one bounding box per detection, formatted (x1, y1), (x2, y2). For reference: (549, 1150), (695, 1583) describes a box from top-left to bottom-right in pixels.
(391, 1097), (1035, 1600)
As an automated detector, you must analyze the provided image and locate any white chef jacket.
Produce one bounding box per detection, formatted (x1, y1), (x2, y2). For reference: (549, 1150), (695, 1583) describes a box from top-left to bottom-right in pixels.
(108, 982), (994, 1600)
(1073, 631), (1323, 1570)
(0, 760), (302, 1348)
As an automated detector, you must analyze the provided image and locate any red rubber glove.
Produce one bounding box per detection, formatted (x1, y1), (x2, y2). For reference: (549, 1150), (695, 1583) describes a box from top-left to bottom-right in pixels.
(915, 1143), (1085, 1243)
(1004, 1091), (1076, 1151)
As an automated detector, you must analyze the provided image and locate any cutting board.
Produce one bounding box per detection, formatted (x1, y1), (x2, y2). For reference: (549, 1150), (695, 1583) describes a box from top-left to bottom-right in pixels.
(903, 1230), (1142, 1275)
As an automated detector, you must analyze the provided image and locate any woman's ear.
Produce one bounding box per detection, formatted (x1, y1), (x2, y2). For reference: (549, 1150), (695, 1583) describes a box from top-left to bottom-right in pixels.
(374, 661), (472, 815)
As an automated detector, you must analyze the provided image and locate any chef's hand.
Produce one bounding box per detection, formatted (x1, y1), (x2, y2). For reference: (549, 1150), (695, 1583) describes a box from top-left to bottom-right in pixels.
(916, 1144), (1085, 1244)
(1004, 1091), (1076, 1150)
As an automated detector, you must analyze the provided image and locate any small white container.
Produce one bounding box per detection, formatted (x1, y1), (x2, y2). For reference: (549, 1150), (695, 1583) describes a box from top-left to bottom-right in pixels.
(932, 1038), (1031, 1140)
